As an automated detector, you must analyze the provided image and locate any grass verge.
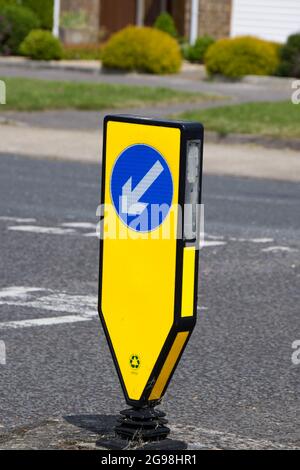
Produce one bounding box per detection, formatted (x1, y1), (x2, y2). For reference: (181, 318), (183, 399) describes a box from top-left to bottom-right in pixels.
(179, 101), (300, 139)
(0, 76), (216, 111)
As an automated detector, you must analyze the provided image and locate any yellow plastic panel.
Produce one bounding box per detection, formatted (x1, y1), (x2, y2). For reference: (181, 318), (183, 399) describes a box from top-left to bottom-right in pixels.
(181, 247), (196, 317)
(149, 332), (189, 401)
(101, 121), (181, 401)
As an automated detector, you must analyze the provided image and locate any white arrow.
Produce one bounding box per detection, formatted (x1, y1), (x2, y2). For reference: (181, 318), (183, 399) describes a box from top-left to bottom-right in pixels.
(121, 160), (164, 215)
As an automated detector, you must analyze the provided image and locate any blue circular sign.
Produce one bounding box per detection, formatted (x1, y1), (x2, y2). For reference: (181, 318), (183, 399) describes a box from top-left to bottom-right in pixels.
(111, 144), (173, 232)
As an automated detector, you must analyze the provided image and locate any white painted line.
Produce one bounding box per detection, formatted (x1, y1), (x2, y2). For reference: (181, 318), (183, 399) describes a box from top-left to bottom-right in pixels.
(0, 287), (98, 330)
(0, 287), (46, 299)
(0, 217), (36, 223)
(205, 234), (225, 240)
(0, 340), (6, 364)
(83, 232), (98, 237)
(0, 293), (97, 315)
(61, 222), (96, 229)
(249, 238), (274, 243)
(229, 237), (274, 243)
(8, 225), (76, 235)
(197, 306), (208, 311)
(203, 240), (226, 248)
(262, 246), (298, 253)
(0, 313), (96, 330)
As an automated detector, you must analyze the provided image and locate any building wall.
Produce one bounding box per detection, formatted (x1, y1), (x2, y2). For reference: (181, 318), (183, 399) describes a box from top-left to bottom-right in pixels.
(60, 0), (100, 40)
(231, 0), (300, 43)
(199, 0), (232, 39)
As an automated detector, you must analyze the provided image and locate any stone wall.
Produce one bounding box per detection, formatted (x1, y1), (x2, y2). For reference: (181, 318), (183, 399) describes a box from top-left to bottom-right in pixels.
(199, 0), (232, 39)
(60, 0), (100, 42)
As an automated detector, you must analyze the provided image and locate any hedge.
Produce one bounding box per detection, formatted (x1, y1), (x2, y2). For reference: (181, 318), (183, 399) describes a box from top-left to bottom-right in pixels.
(205, 36), (280, 78)
(101, 26), (182, 74)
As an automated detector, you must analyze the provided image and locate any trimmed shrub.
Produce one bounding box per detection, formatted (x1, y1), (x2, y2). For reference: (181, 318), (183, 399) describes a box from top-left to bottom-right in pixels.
(205, 36), (280, 78)
(20, 30), (62, 60)
(154, 12), (178, 38)
(277, 33), (300, 78)
(0, 4), (40, 55)
(184, 35), (215, 63)
(101, 26), (182, 74)
(63, 43), (103, 61)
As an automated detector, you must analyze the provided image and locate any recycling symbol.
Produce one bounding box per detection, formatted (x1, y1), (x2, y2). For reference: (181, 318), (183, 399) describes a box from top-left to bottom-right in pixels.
(130, 355), (140, 369)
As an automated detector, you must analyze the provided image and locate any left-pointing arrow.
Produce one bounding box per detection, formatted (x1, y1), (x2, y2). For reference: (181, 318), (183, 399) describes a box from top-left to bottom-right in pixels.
(121, 160), (164, 215)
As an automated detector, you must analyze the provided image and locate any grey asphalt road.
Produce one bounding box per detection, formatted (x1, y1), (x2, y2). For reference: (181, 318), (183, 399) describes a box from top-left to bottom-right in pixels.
(0, 153), (299, 449)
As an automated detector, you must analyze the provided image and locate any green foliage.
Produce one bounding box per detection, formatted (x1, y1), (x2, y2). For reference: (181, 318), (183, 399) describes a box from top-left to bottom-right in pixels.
(179, 101), (300, 139)
(0, 4), (40, 54)
(22, 0), (54, 30)
(0, 1), (53, 29)
(20, 29), (62, 60)
(205, 36), (280, 78)
(62, 44), (103, 61)
(154, 11), (178, 38)
(0, 76), (202, 111)
(0, 0), (17, 7)
(277, 33), (300, 78)
(184, 35), (215, 63)
(101, 26), (182, 75)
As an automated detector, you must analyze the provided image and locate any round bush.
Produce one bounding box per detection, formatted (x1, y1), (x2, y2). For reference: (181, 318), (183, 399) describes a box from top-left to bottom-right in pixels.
(154, 12), (178, 38)
(277, 33), (300, 78)
(184, 35), (215, 63)
(20, 30), (63, 60)
(101, 26), (182, 74)
(205, 36), (279, 78)
(0, 4), (40, 54)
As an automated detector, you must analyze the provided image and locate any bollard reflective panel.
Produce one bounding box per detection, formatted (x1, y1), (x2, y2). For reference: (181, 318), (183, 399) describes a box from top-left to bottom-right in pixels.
(98, 115), (204, 441)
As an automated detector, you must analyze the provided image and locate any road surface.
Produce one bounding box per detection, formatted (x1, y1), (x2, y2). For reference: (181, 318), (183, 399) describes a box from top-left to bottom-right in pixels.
(0, 153), (299, 449)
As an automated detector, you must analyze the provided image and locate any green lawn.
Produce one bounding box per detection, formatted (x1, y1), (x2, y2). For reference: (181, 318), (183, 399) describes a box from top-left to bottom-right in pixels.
(179, 101), (300, 139)
(0, 76), (215, 111)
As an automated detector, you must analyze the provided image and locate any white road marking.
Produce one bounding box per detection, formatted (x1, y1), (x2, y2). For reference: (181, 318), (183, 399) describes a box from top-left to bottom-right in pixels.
(0, 292), (97, 315)
(249, 238), (274, 243)
(0, 314), (96, 330)
(262, 246), (298, 253)
(206, 234), (225, 240)
(0, 217), (36, 223)
(61, 222), (95, 229)
(0, 287), (46, 299)
(1, 218), (279, 251)
(0, 287), (98, 330)
(0, 340), (6, 364)
(203, 240), (227, 248)
(8, 225), (76, 235)
(83, 232), (98, 237)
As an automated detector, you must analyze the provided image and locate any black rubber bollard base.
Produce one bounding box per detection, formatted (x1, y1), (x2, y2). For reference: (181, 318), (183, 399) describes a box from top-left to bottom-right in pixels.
(115, 407), (170, 442)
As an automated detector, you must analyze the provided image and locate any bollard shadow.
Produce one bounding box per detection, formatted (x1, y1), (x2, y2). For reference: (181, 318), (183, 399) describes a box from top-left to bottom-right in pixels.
(64, 414), (187, 450)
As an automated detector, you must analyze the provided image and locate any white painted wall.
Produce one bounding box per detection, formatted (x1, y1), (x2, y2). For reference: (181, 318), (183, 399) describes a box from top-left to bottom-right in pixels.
(231, 0), (300, 43)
